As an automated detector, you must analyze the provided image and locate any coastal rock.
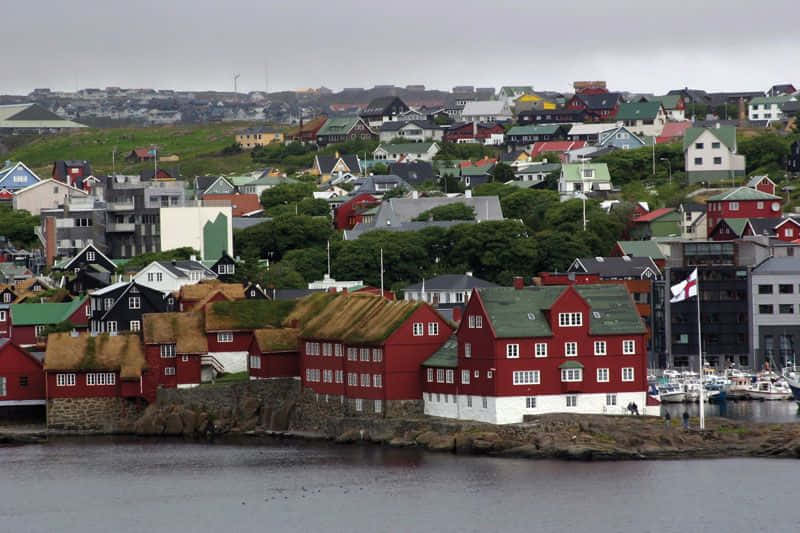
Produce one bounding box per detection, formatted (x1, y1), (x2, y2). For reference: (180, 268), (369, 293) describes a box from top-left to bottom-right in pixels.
(388, 436), (414, 447)
(335, 429), (365, 443)
(414, 431), (440, 446)
(454, 433), (474, 453)
(426, 435), (455, 452)
(239, 397), (260, 419)
(180, 410), (198, 435)
(238, 416), (259, 432)
(163, 412), (184, 436)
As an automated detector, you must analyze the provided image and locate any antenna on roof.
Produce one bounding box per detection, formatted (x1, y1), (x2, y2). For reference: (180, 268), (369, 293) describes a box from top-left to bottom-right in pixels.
(379, 248), (384, 298)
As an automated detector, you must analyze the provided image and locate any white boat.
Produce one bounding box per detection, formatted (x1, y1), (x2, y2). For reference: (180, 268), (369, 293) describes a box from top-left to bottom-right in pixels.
(659, 383), (686, 403)
(726, 375), (752, 400)
(746, 380), (793, 401)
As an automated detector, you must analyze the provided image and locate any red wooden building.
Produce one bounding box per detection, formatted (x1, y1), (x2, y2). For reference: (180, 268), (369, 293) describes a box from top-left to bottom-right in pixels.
(10, 298), (90, 347)
(706, 187), (782, 237)
(0, 339), (45, 408)
(444, 122), (505, 144)
(44, 332), (153, 403)
(334, 193), (379, 230)
(422, 284), (648, 424)
(143, 311), (208, 388)
(297, 293), (452, 415)
(565, 93), (622, 121)
(248, 328), (300, 379)
(176, 281), (245, 311)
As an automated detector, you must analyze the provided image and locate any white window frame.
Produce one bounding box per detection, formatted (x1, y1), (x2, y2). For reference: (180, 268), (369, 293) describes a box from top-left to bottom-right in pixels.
(594, 341), (607, 356)
(249, 355), (261, 369)
(56, 373), (76, 386)
(597, 368), (609, 383)
(160, 344), (176, 358)
(436, 369), (445, 383)
(622, 367), (635, 382)
(561, 368), (583, 382)
(359, 348), (370, 362)
(412, 322), (424, 336)
(506, 343), (520, 358)
(558, 312), (583, 327)
(217, 332), (233, 343)
(512, 370), (540, 385)
(564, 342), (578, 357)
(129, 320), (141, 332)
(428, 322), (439, 336)
(347, 347), (358, 361)
(445, 369), (454, 384)
(164, 367), (176, 376)
(606, 393), (617, 406)
(464, 342), (471, 358)
(623, 340), (636, 355)
(373, 374), (383, 388)
(128, 296), (141, 310)
(566, 394), (577, 407)
(372, 348), (383, 362)
(427, 368), (434, 382)
(535, 343), (547, 358)
(461, 369), (470, 384)
(34, 325), (46, 338)
(355, 399), (363, 412)
(525, 396), (536, 409)
(334, 344), (343, 357)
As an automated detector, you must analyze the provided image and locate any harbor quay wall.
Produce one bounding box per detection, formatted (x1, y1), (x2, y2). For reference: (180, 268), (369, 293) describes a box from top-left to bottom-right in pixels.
(47, 397), (146, 432)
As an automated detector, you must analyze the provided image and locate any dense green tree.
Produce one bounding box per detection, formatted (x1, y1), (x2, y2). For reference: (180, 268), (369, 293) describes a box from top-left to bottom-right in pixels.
(0, 208), (40, 249)
(234, 215), (334, 261)
(283, 247), (328, 283)
(434, 142), (498, 161)
(371, 163), (390, 175)
(500, 189), (559, 232)
(491, 162), (515, 183)
(472, 182), (519, 199)
(738, 133), (794, 175)
(260, 182), (317, 210)
(267, 197), (330, 217)
(413, 203), (475, 221)
(258, 262), (305, 289)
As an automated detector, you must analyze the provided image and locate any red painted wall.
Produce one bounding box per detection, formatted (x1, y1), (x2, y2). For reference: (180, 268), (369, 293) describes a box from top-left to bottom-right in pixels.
(706, 199), (781, 237)
(0, 342), (45, 402)
(46, 371), (122, 398)
(776, 221), (800, 242)
(248, 339), (299, 378)
(335, 193), (378, 230)
(11, 325), (37, 347)
(145, 345), (203, 387)
(206, 331), (252, 353)
(0, 310), (10, 338)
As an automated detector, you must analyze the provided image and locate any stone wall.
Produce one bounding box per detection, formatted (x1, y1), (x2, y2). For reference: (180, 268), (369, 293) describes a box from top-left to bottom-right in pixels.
(47, 397), (146, 432)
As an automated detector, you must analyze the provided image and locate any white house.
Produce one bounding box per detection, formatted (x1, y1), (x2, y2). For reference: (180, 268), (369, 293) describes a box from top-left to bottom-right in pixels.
(461, 101), (513, 123)
(133, 259), (217, 293)
(558, 163), (612, 199)
(378, 120), (443, 143)
(748, 95), (796, 122)
(373, 142), (439, 163)
(683, 125), (746, 184)
(12, 178), (88, 216)
(402, 273), (497, 306)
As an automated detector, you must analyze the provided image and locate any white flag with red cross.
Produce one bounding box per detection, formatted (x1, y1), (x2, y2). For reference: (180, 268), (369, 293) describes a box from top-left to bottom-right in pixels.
(670, 268), (698, 303)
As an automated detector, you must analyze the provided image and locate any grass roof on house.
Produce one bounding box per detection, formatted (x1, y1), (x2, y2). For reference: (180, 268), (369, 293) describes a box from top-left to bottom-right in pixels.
(205, 299), (296, 331)
(253, 328), (299, 352)
(177, 280), (245, 301)
(283, 292), (339, 327)
(142, 311), (208, 354)
(44, 332), (146, 379)
(299, 293), (422, 345)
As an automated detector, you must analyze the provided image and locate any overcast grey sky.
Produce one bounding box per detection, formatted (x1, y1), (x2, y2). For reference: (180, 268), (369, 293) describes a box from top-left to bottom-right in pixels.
(3, 0), (798, 95)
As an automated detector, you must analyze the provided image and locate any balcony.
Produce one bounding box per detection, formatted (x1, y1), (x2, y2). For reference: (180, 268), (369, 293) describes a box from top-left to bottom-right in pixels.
(107, 200), (135, 211)
(107, 222), (135, 232)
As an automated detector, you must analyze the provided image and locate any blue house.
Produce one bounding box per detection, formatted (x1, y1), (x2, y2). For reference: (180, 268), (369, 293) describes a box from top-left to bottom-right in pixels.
(0, 162), (41, 193)
(597, 126), (646, 150)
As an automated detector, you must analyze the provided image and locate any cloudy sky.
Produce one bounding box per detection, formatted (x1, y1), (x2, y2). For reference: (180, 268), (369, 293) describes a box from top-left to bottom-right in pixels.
(4, 0), (798, 95)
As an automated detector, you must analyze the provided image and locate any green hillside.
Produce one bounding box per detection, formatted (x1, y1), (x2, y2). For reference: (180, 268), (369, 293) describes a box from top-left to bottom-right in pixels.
(5, 122), (267, 177)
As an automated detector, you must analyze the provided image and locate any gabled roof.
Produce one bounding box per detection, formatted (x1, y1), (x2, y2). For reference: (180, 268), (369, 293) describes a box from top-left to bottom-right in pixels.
(530, 141), (586, 157)
(177, 280), (244, 301)
(658, 121), (692, 139)
(202, 194), (262, 217)
(615, 240), (665, 260)
(570, 257), (662, 280)
(142, 311), (208, 353)
(707, 186), (781, 201)
(58, 242), (115, 271)
(746, 175), (775, 189)
(633, 207), (676, 223)
(567, 123), (616, 137)
(253, 328), (299, 353)
(0, 103), (86, 129)
(615, 101), (663, 121)
(462, 101), (511, 117)
(650, 94), (682, 109)
(361, 96), (408, 116)
(389, 161), (435, 182)
(0, 161), (42, 186)
(507, 124), (563, 136)
(683, 125), (737, 151)
(572, 92), (622, 110)
(421, 335), (458, 368)
(560, 163), (611, 182)
(749, 95), (795, 106)
(45, 332), (144, 379)
(10, 297), (87, 326)
(753, 255), (800, 274)
(715, 218), (749, 237)
(14, 178), (87, 197)
(379, 120), (440, 132)
(205, 299), (296, 331)
(374, 142), (438, 156)
(403, 274), (498, 292)
(315, 154), (361, 175)
(317, 116), (372, 136)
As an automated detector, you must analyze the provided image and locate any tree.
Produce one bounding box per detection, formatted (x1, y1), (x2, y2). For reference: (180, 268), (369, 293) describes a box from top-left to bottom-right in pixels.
(0, 208), (40, 248)
(221, 142), (243, 155)
(738, 133), (795, 175)
(234, 215), (335, 261)
(371, 163), (390, 175)
(259, 262), (305, 289)
(267, 197), (330, 217)
(382, 187), (407, 200)
(118, 247), (198, 273)
(500, 189), (559, 232)
(413, 203), (475, 221)
(472, 182), (519, 199)
(260, 182), (316, 210)
(491, 162), (515, 183)
(283, 247), (328, 282)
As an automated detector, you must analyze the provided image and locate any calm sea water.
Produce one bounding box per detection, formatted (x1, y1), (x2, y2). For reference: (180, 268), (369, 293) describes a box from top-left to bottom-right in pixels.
(1, 437), (798, 533)
(661, 399), (800, 423)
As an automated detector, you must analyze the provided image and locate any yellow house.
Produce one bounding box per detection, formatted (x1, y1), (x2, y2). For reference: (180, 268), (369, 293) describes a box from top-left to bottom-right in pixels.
(235, 128), (284, 149)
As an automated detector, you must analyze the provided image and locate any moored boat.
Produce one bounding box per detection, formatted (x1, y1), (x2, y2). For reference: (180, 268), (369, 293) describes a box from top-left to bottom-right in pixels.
(746, 380), (793, 401)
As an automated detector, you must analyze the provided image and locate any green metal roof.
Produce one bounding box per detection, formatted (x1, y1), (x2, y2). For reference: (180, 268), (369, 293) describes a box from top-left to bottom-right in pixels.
(651, 95), (681, 109)
(560, 163), (611, 182)
(559, 360), (584, 369)
(376, 142), (437, 155)
(477, 284), (646, 339)
(615, 102), (663, 121)
(749, 95), (795, 106)
(10, 297), (87, 326)
(507, 124), (561, 136)
(461, 164), (494, 176)
(227, 175), (258, 186)
(317, 117), (361, 136)
(707, 186), (781, 201)
(683, 125), (736, 151)
(616, 240), (665, 260)
(720, 218), (749, 236)
(422, 336), (458, 368)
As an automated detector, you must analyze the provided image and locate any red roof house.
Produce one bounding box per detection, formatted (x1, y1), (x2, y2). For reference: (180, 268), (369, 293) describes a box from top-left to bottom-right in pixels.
(0, 339), (45, 408)
(530, 141), (586, 159)
(202, 193), (262, 217)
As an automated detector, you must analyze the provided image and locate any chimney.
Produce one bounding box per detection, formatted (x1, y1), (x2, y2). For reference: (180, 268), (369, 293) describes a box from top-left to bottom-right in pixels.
(472, 120), (477, 138)
(452, 306), (463, 323)
(513, 276), (524, 290)
(465, 190), (472, 198)
(45, 216), (56, 267)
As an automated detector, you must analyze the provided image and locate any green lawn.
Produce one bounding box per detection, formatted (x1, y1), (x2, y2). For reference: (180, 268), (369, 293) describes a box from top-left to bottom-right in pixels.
(199, 371), (249, 387)
(6, 122), (266, 177)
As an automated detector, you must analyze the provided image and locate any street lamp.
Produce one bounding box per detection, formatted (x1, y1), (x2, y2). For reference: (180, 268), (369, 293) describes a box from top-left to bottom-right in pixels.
(659, 157), (672, 183)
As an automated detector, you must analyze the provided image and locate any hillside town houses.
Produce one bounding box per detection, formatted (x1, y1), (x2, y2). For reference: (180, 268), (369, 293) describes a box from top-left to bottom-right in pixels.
(3, 78), (800, 430)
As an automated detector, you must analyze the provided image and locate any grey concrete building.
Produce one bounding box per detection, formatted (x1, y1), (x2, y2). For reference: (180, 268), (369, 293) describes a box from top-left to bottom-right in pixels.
(750, 256), (800, 370)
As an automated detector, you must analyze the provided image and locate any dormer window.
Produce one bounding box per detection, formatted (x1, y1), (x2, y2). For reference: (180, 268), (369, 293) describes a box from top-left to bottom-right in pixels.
(558, 312), (583, 327)
(582, 169), (594, 179)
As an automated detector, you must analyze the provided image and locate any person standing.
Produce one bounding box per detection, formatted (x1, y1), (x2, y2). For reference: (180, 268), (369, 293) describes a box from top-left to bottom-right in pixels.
(664, 411), (671, 429)
(682, 411), (690, 430)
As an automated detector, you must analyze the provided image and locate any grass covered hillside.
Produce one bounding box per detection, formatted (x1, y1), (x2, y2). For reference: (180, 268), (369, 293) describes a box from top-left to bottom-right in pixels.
(6, 122), (266, 177)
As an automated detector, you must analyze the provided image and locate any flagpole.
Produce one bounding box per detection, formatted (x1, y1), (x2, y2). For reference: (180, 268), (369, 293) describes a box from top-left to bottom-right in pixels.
(696, 272), (705, 430)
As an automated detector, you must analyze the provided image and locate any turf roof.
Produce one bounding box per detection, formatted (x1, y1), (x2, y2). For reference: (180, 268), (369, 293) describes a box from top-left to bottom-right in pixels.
(45, 332), (146, 379)
(253, 328), (300, 352)
(205, 299), (296, 331)
(143, 311), (208, 353)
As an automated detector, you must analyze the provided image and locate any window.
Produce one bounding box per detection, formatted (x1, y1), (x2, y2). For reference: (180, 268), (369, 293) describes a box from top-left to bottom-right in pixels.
(128, 296), (141, 309)
(606, 393), (617, 406)
(779, 304), (794, 314)
(348, 373), (358, 386)
(461, 370), (470, 384)
(323, 370), (333, 383)
(372, 348), (383, 362)
(787, 229), (795, 238)
(759, 304), (774, 314)
(354, 399), (363, 412)
(512, 370), (540, 385)
(427, 368), (434, 382)
(466, 396), (472, 407)
(436, 369), (445, 383)
(18, 376), (28, 388)
(156, 273), (163, 282)
(779, 284), (794, 294)
(374, 399), (382, 413)
(2, 293), (10, 303)
(147, 273), (154, 282)
(412, 322), (424, 336)
(129, 320), (141, 332)
(445, 369), (454, 383)
(107, 321), (117, 334)
(713, 157), (722, 165)
(322, 343), (332, 356)
(373, 374), (383, 388)
(360, 348), (370, 361)
(506, 344), (519, 358)
(594, 341), (607, 356)
(566, 395), (577, 407)
(104, 297), (114, 310)
(534, 343), (547, 358)
(164, 367), (176, 376)
(695, 142), (704, 149)
(335, 370), (343, 383)
(159, 343), (176, 358)
(0, 376), (5, 396)
(181, 355), (189, 362)
(561, 368), (583, 382)
(729, 202), (739, 211)
(622, 367), (635, 382)
(334, 344), (343, 357)
(694, 157), (703, 165)
(34, 325), (46, 338)
(217, 332), (233, 343)
(558, 312), (583, 327)
(757, 201), (764, 209)
(597, 368), (609, 382)
(360, 374), (370, 387)
(85, 305), (91, 317)
(564, 342), (578, 357)
(525, 397), (536, 409)
(711, 142), (720, 149)
(482, 396), (488, 409)
(428, 322), (439, 336)
(623, 340), (636, 355)
(56, 373), (76, 386)
(487, 370), (493, 379)
(759, 284), (773, 295)
(249, 355), (261, 369)
(468, 315), (483, 328)
(347, 347), (358, 361)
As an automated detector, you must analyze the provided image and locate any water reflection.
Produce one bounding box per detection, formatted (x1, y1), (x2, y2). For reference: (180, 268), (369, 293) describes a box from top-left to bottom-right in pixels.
(661, 400), (800, 423)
